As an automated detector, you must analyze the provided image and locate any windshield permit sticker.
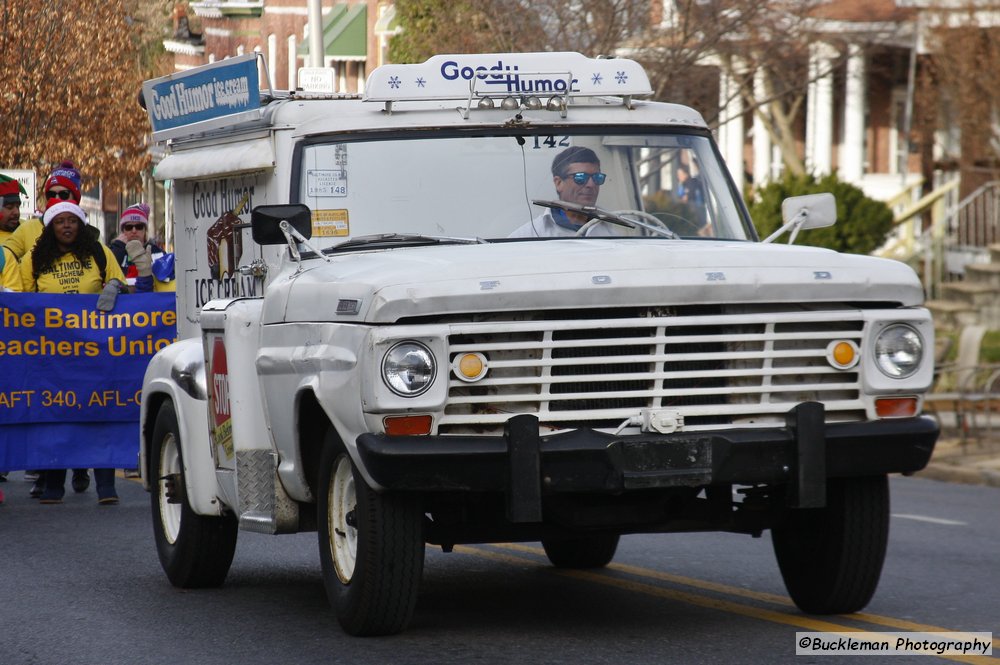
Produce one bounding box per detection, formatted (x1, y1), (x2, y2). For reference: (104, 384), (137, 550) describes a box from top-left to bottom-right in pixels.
(307, 169), (347, 197)
(306, 144), (348, 197)
(313, 209), (350, 237)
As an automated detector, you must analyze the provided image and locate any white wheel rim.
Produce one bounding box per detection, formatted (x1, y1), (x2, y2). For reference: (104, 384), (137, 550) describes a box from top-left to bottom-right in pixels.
(329, 455), (358, 583)
(158, 432), (182, 544)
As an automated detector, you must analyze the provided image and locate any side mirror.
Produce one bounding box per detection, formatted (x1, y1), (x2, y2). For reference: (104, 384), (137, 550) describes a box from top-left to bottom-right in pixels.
(251, 204), (312, 245)
(781, 193), (837, 231)
(762, 193), (837, 243)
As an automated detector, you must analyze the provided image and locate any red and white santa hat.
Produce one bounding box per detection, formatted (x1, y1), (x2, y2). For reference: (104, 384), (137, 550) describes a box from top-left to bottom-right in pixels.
(43, 200), (87, 225)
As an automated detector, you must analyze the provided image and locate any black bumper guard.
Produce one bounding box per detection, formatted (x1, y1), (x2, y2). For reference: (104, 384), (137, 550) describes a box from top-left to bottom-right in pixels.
(355, 403), (939, 523)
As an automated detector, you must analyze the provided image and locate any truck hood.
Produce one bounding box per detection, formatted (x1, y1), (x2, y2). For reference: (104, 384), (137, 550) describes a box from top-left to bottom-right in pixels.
(265, 239), (925, 324)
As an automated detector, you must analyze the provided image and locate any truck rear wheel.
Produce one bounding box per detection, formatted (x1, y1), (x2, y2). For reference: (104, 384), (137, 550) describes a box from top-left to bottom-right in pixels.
(772, 475), (889, 614)
(150, 401), (238, 588)
(317, 430), (424, 636)
(542, 534), (620, 568)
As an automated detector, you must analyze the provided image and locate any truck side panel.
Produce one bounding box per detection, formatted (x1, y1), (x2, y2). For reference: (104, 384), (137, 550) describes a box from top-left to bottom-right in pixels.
(202, 299), (299, 533)
(172, 173), (271, 340)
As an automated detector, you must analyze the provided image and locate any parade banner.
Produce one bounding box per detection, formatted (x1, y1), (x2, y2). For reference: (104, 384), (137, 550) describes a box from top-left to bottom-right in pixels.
(0, 292), (177, 470)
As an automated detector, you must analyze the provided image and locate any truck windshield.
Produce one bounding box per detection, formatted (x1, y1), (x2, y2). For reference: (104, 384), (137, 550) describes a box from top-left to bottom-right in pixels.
(296, 130), (752, 243)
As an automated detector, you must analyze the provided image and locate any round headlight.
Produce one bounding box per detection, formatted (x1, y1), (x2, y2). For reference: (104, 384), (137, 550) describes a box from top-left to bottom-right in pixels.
(382, 342), (435, 396)
(874, 325), (923, 378)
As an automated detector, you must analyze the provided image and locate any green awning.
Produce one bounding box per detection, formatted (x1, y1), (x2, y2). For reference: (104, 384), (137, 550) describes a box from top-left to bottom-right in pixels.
(298, 3), (367, 62)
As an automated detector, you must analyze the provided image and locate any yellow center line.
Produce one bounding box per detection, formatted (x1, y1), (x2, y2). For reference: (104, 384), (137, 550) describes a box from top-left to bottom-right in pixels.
(495, 542), (999, 647)
(496, 542), (794, 605)
(454, 544), (997, 664)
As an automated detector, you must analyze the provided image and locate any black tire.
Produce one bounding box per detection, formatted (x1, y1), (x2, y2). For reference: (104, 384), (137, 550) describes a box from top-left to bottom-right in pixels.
(317, 428), (424, 636)
(772, 475), (889, 614)
(542, 534), (620, 568)
(150, 401), (238, 588)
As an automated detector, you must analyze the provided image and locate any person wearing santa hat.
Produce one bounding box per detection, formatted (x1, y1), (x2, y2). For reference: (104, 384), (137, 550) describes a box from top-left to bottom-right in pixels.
(21, 197), (128, 504)
(3, 160), (83, 260)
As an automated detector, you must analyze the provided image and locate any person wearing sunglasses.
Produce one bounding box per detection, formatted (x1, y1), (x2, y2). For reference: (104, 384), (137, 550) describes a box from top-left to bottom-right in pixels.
(3, 160), (83, 262)
(109, 203), (162, 293)
(509, 146), (623, 238)
(6, 162), (101, 500)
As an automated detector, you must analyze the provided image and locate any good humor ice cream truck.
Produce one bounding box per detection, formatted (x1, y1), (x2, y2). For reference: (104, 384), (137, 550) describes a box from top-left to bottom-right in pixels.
(137, 52), (938, 636)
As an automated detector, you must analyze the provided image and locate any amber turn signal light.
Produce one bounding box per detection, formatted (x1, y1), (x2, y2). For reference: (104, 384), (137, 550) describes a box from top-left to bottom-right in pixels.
(875, 397), (918, 418)
(383, 415), (433, 436)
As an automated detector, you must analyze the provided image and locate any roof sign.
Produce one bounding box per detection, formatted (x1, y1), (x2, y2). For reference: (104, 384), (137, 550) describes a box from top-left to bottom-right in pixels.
(298, 67), (337, 93)
(142, 54), (262, 141)
(364, 52), (652, 103)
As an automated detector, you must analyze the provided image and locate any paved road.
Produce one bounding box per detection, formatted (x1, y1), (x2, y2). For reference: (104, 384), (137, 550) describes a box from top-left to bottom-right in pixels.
(1, 472), (996, 665)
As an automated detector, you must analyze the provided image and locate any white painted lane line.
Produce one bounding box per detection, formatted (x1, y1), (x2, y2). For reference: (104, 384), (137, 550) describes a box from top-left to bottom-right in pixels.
(892, 513), (967, 526)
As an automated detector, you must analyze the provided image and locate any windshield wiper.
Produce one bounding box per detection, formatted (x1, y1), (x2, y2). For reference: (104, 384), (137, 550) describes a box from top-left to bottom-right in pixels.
(326, 233), (488, 253)
(532, 200), (678, 239)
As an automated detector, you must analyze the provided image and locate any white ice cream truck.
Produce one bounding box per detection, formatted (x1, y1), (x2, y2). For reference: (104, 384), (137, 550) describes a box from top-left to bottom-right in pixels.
(137, 52), (938, 636)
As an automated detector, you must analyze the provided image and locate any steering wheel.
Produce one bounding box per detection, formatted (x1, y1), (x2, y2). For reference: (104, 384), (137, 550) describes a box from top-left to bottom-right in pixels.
(575, 209), (679, 239)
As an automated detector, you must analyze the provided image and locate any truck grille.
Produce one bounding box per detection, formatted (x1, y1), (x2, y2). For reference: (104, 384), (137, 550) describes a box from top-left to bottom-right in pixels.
(439, 308), (865, 434)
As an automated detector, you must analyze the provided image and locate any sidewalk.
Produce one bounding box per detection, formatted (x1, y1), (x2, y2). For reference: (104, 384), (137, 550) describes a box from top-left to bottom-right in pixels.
(916, 434), (1000, 488)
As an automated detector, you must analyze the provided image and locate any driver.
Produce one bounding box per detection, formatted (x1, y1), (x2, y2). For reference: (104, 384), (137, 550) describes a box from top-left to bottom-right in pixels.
(509, 146), (626, 238)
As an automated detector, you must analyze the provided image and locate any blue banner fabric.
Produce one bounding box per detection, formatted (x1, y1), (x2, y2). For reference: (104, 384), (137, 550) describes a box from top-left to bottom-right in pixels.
(0, 292), (177, 470)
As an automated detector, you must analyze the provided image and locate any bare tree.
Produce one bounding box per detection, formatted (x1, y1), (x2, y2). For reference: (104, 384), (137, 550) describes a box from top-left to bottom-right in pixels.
(390, 0), (647, 67)
(389, 1), (863, 178)
(919, 4), (1000, 193)
(0, 0), (171, 192)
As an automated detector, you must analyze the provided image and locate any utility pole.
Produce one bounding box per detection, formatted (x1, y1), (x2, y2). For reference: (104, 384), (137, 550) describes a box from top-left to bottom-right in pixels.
(308, 0), (323, 68)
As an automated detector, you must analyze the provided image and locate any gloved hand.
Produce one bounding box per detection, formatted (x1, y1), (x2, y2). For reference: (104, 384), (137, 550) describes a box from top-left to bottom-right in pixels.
(126, 240), (152, 277)
(96, 279), (126, 312)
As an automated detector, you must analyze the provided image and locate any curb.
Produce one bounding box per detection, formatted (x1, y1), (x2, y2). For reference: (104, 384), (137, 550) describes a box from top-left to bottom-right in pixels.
(915, 462), (1000, 489)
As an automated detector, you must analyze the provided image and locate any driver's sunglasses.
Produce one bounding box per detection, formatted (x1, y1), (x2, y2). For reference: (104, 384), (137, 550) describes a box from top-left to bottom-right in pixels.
(46, 189), (73, 201)
(564, 172), (607, 186)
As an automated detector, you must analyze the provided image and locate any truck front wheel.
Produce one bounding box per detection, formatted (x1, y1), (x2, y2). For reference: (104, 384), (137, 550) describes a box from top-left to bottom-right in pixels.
(771, 475), (889, 614)
(150, 401), (238, 588)
(317, 430), (424, 636)
(542, 534), (620, 568)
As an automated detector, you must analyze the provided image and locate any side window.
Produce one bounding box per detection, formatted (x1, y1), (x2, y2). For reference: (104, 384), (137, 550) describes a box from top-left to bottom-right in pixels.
(638, 147), (710, 237)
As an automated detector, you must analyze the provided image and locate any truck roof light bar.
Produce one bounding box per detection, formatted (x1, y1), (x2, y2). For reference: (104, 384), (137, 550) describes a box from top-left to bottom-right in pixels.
(459, 69), (572, 119)
(364, 52), (651, 115)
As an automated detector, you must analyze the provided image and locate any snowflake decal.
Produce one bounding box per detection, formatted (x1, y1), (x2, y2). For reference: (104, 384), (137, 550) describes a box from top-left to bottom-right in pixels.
(615, 71), (628, 85)
(415, 77), (426, 88)
(388, 75), (401, 89)
(591, 73), (603, 85)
